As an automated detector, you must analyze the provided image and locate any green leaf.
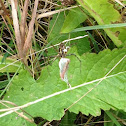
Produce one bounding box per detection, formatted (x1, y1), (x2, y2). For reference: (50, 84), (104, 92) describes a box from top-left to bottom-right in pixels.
(47, 12), (90, 56)
(0, 56), (22, 73)
(104, 110), (121, 126)
(59, 111), (76, 126)
(0, 80), (8, 89)
(0, 48), (126, 125)
(61, 8), (87, 33)
(87, 32), (100, 53)
(76, 0), (126, 47)
(0, 112), (36, 126)
(72, 23), (126, 32)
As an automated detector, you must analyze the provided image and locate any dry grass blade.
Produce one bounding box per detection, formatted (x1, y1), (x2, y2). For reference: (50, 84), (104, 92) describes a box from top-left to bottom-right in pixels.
(23, 0), (39, 57)
(115, 0), (125, 7)
(10, 0), (23, 59)
(20, 0), (29, 46)
(37, 5), (80, 19)
(0, 35), (88, 72)
(0, 0), (9, 16)
(1, 101), (34, 123)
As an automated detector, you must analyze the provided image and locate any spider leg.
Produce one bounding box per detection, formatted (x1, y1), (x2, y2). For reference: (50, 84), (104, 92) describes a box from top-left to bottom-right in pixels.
(50, 53), (60, 65)
(66, 53), (81, 73)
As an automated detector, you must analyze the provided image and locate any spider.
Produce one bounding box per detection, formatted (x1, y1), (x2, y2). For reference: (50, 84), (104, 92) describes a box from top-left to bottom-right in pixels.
(58, 43), (70, 57)
(57, 43), (81, 88)
(59, 43), (81, 67)
(35, 42), (81, 74)
(36, 42), (81, 70)
(51, 43), (80, 62)
(32, 41), (82, 86)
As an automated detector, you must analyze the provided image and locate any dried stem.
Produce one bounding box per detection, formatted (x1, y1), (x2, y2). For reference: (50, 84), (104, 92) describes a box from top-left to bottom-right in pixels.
(0, 0), (9, 16)
(1, 101), (34, 123)
(10, 0), (23, 59)
(20, 0), (29, 46)
(23, 0), (39, 57)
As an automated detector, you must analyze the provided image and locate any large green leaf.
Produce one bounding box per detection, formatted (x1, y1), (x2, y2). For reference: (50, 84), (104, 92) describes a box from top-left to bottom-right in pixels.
(0, 48), (126, 125)
(76, 0), (126, 47)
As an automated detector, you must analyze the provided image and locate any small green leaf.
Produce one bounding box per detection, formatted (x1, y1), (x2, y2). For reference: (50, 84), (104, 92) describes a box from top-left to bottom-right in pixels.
(59, 111), (76, 126)
(87, 32), (100, 53)
(0, 80), (8, 89)
(0, 56), (22, 73)
(104, 110), (121, 126)
(61, 8), (87, 33)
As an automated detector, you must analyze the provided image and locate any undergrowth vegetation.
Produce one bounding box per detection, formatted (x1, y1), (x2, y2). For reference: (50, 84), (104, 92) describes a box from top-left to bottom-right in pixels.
(0, 0), (126, 126)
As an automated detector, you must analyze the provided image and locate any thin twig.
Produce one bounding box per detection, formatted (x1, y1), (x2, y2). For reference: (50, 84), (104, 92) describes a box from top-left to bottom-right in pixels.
(0, 46), (14, 56)
(1, 102), (34, 123)
(37, 5), (81, 19)
(115, 0), (125, 7)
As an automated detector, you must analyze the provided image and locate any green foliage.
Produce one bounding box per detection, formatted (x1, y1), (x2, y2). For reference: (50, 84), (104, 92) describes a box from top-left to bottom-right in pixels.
(0, 48), (126, 125)
(104, 110), (122, 126)
(72, 23), (126, 32)
(87, 32), (100, 53)
(0, 56), (22, 72)
(77, 0), (126, 47)
(47, 12), (91, 56)
(0, 1), (126, 125)
(61, 8), (87, 33)
(59, 111), (76, 126)
(0, 80), (8, 89)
